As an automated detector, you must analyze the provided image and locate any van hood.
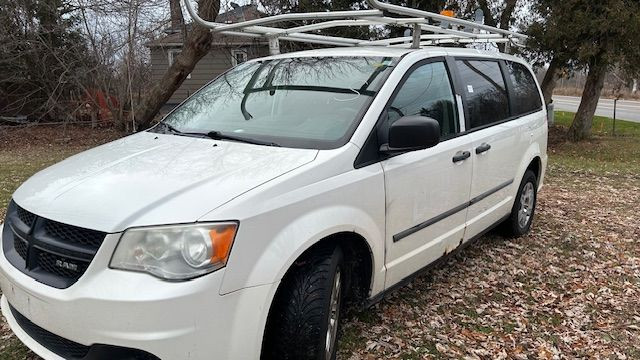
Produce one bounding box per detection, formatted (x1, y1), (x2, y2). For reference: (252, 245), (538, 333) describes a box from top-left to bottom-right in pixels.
(12, 132), (318, 233)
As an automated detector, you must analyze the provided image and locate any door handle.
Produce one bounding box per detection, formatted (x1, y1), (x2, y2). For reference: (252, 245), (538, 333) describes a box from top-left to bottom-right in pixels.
(475, 143), (492, 154)
(452, 151), (471, 163)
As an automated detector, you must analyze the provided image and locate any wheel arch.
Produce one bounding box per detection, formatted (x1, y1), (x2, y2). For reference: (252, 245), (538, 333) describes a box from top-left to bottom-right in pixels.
(286, 231), (374, 303)
(516, 142), (543, 188)
(259, 230), (375, 358)
(526, 155), (542, 185)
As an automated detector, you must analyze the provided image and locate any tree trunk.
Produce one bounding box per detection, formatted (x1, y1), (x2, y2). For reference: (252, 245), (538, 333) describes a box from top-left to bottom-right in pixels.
(633, 79), (638, 93)
(134, 0), (219, 130)
(498, 0), (518, 30)
(169, 0), (185, 31)
(477, 0), (496, 27)
(541, 56), (563, 105)
(477, 0), (518, 52)
(568, 59), (607, 141)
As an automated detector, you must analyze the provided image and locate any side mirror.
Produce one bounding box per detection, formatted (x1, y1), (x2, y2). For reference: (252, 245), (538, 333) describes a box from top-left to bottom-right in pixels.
(380, 116), (440, 153)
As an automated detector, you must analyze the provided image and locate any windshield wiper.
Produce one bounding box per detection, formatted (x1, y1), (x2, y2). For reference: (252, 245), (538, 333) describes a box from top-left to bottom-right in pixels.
(205, 130), (281, 147)
(158, 122), (280, 147)
(159, 122), (187, 135)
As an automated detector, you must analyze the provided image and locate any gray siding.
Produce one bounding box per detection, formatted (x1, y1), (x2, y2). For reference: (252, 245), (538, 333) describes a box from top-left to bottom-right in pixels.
(151, 44), (270, 107)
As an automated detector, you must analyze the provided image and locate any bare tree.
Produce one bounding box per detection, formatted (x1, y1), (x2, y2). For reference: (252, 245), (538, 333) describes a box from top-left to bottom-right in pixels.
(476, 0), (517, 29)
(450, 0), (521, 52)
(75, 0), (168, 130)
(0, 0), (93, 121)
(169, 0), (185, 31)
(134, 0), (221, 130)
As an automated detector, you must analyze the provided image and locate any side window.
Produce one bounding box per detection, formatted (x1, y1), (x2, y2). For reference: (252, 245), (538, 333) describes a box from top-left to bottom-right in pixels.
(381, 61), (458, 141)
(507, 61), (543, 115)
(456, 60), (509, 129)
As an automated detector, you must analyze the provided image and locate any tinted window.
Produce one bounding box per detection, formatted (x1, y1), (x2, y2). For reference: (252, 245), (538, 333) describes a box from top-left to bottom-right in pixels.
(456, 60), (509, 129)
(507, 61), (543, 115)
(160, 57), (395, 149)
(381, 61), (458, 141)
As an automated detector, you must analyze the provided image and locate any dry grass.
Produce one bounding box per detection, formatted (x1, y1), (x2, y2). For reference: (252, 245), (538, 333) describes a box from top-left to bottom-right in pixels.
(0, 118), (639, 359)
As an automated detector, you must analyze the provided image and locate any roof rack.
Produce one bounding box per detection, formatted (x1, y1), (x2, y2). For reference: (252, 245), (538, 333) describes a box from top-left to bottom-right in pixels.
(182, 0), (526, 55)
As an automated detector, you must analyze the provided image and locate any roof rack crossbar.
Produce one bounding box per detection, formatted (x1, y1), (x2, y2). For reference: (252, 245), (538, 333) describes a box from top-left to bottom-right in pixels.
(269, 19), (379, 36)
(361, 17), (479, 38)
(367, 33), (504, 46)
(389, 38), (511, 48)
(212, 10), (384, 32)
(217, 26), (364, 46)
(365, 0), (526, 39)
(182, 0), (527, 53)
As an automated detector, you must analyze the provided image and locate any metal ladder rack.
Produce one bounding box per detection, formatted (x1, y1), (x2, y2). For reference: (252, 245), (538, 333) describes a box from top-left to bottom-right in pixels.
(182, 0), (526, 55)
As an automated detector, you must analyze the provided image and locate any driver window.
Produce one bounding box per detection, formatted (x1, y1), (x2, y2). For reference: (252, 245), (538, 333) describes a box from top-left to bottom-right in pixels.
(380, 61), (458, 143)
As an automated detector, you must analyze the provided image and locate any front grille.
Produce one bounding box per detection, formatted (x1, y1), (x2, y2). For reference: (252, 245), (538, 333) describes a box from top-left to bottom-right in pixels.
(9, 303), (90, 359)
(2, 200), (107, 288)
(44, 220), (105, 248)
(16, 206), (36, 227)
(37, 251), (90, 279)
(14, 237), (27, 260)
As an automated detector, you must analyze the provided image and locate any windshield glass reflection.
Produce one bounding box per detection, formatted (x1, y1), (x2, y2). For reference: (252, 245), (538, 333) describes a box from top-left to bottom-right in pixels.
(159, 56), (395, 149)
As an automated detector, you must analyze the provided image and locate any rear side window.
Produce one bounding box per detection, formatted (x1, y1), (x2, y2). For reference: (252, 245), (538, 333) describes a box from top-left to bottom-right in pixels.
(456, 60), (509, 129)
(506, 61), (543, 115)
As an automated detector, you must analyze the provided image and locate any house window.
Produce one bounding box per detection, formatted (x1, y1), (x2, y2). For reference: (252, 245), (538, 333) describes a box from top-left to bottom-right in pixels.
(168, 49), (191, 79)
(231, 49), (248, 67)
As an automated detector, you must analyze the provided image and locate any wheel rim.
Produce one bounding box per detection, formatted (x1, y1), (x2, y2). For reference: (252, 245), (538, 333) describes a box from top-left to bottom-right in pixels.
(518, 182), (535, 229)
(325, 268), (341, 360)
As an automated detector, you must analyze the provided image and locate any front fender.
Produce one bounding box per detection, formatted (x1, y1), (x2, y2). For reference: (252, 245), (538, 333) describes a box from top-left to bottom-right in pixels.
(226, 205), (384, 295)
(216, 162), (386, 297)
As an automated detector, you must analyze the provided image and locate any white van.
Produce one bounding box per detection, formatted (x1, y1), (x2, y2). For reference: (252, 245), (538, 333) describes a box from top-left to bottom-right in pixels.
(0, 46), (546, 360)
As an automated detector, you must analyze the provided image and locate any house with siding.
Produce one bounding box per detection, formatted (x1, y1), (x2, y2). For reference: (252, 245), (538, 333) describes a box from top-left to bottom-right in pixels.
(147, 4), (270, 111)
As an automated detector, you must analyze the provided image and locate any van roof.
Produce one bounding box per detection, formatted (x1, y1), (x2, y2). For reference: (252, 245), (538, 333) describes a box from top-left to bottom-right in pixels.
(256, 46), (528, 65)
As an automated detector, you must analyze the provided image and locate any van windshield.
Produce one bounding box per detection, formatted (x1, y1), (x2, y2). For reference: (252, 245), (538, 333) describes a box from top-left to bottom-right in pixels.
(159, 56), (395, 149)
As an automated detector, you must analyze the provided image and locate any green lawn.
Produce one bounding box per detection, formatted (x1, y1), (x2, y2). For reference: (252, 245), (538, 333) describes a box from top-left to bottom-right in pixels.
(550, 112), (640, 174)
(554, 111), (640, 137)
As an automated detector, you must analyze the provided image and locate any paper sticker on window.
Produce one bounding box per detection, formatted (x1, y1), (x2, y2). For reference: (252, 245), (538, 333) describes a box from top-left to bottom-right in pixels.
(467, 85), (474, 93)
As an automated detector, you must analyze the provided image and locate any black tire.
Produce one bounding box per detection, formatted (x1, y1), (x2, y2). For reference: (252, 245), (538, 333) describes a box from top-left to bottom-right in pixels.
(502, 170), (538, 237)
(262, 245), (345, 360)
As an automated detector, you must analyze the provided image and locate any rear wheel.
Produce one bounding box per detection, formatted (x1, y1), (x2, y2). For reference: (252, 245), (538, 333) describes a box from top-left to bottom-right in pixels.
(503, 170), (538, 237)
(262, 245), (345, 360)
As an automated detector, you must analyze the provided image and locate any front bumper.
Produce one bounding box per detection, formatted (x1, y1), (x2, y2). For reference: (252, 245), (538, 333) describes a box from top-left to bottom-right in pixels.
(0, 226), (274, 360)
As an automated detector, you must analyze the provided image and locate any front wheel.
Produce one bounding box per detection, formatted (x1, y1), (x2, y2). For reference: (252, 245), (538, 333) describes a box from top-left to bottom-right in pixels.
(502, 170), (538, 237)
(262, 245), (345, 360)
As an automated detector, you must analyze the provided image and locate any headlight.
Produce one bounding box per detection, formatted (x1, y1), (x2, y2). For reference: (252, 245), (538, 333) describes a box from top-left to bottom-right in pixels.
(110, 222), (238, 280)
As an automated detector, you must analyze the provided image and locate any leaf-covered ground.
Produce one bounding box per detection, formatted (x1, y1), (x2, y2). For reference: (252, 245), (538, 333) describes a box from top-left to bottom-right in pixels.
(338, 166), (640, 359)
(0, 120), (638, 359)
